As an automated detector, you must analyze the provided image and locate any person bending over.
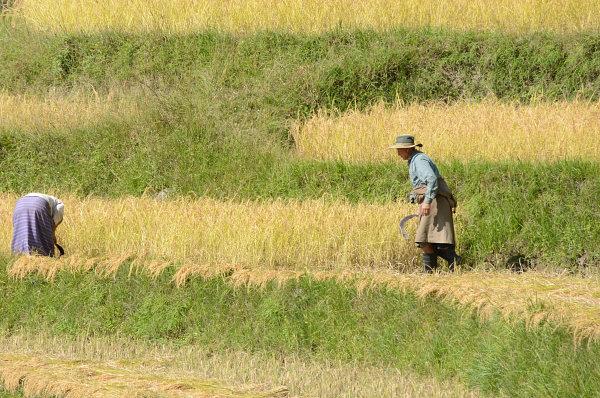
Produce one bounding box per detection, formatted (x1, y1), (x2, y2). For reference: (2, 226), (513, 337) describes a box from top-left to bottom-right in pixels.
(11, 193), (64, 257)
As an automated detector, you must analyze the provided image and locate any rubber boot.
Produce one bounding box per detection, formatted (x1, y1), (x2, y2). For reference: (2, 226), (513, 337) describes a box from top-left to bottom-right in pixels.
(422, 253), (438, 274)
(435, 245), (462, 271)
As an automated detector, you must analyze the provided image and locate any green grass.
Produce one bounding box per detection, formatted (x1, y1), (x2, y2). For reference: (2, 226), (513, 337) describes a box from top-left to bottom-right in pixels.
(2, 27), (600, 106)
(1, 259), (600, 397)
(0, 391), (21, 398)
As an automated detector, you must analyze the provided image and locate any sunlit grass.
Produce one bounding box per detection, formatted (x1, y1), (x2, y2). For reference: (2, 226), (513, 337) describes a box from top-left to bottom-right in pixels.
(293, 99), (600, 163)
(8, 254), (600, 345)
(0, 351), (288, 398)
(5, 0), (600, 34)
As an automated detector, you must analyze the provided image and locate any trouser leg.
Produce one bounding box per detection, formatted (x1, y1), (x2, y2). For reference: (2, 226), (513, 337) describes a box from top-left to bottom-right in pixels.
(422, 253), (438, 273)
(435, 244), (462, 271)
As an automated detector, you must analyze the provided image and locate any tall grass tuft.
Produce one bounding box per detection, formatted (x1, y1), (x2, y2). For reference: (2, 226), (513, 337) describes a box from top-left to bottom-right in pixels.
(9, 0), (600, 34)
(293, 99), (600, 163)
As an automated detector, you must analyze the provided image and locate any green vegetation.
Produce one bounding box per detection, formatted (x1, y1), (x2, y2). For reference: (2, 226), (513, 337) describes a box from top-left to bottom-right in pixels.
(2, 27), (600, 105)
(0, 391), (21, 398)
(1, 261), (599, 397)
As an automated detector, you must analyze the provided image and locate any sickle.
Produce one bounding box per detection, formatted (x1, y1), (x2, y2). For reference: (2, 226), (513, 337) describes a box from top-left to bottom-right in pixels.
(55, 243), (65, 256)
(399, 214), (418, 240)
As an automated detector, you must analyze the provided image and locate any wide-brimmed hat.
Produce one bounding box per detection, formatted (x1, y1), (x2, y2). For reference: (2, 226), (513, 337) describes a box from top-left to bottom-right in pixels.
(389, 135), (422, 149)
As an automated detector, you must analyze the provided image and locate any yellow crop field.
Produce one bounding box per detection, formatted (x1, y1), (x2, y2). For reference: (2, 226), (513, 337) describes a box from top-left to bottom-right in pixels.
(4, 93), (600, 164)
(0, 194), (423, 271)
(293, 100), (600, 163)
(5, 0), (600, 34)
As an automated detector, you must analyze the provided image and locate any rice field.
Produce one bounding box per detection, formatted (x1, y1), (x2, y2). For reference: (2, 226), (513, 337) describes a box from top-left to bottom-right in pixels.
(0, 352), (288, 398)
(0, 194), (422, 271)
(4, 92), (600, 164)
(292, 100), (600, 163)
(4, 0), (600, 34)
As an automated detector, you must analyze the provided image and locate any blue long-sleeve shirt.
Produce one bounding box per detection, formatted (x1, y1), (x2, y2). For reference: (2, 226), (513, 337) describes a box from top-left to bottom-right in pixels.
(407, 150), (442, 204)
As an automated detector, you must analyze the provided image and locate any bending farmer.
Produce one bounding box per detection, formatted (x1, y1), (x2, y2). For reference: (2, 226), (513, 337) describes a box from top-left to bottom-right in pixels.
(11, 193), (64, 257)
(390, 135), (462, 272)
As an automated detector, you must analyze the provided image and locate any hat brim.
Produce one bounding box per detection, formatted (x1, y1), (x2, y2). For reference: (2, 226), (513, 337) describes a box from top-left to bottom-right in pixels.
(389, 143), (418, 149)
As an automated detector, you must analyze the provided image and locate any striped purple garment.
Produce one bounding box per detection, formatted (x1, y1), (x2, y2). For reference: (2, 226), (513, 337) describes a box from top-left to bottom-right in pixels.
(11, 196), (55, 257)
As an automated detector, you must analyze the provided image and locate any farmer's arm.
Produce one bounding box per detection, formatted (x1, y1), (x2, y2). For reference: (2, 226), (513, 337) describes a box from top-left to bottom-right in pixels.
(415, 157), (438, 216)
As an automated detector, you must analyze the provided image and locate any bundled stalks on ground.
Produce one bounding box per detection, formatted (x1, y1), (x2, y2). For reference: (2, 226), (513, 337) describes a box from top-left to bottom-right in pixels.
(0, 194), (421, 271)
(293, 100), (600, 163)
(8, 0), (600, 33)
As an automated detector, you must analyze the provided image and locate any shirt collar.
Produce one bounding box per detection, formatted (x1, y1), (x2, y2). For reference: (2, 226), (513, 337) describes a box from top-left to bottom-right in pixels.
(407, 149), (421, 165)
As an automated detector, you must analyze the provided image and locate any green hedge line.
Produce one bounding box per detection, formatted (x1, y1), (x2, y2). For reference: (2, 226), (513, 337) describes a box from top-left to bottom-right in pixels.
(1, 261), (599, 397)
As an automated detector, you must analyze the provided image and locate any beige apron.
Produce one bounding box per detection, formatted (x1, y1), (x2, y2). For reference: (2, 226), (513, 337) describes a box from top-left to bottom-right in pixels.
(409, 178), (457, 245)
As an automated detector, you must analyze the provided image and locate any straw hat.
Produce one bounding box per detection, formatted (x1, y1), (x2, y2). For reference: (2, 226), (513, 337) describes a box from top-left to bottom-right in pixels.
(389, 135), (423, 149)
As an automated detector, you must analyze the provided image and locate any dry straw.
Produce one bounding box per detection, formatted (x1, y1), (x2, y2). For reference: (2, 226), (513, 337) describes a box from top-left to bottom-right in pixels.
(0, 194), (421, 271)
(8, 0), (600, 34)
(0, 352), (289, 397)
(293, 99), (600, 163)
(0, 338), (480, 398)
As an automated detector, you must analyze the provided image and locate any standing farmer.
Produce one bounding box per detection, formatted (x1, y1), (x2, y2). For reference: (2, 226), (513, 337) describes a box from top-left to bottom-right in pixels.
(390, 135), (462, 272)
(11, 193), (64, 257)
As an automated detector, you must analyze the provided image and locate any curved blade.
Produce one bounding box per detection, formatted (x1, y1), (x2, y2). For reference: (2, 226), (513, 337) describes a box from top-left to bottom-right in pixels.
(399, 214), (418, 240)
(55, 243), (65, 256)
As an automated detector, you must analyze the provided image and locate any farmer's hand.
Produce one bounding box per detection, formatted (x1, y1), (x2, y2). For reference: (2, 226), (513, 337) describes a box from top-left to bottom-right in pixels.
(420, 202), (431, 216)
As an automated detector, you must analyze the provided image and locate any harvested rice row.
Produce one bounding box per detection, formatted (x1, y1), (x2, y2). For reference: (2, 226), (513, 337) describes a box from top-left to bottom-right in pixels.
(293, 100), (600, 163)
(0, 352), (288, 398)
(0, 194), (422, 271)
(9, 255), (600, 344)
(6, 0), (600, 33)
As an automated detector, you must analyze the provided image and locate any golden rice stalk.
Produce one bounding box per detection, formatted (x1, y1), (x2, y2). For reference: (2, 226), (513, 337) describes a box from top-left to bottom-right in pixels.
(0, 194), (421, 272)
(0, 352), (289, 397)
(292, 100), (600, 163)
(0, 90), (146, 134)
(8, 0), (600, 34)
